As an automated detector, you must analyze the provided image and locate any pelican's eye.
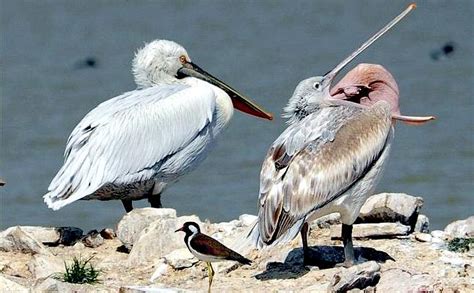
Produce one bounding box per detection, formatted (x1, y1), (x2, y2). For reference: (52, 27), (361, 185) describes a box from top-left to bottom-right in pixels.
(313, 82), (321, 91)
(179, 55), (187, 64)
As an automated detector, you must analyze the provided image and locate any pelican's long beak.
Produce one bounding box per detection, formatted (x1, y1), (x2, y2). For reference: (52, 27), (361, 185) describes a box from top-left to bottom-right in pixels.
(322, 3), (417, 95)
(177, 62), (273, 120)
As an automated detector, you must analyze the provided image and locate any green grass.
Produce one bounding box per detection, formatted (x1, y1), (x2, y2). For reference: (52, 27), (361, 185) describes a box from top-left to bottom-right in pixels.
(447, 238), (474, 253)
(55, 256), (101, 284)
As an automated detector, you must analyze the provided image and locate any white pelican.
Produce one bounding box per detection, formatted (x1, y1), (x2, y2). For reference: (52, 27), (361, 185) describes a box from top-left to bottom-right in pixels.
(44, 40), (273, 212)
(249, 4), (434, 266)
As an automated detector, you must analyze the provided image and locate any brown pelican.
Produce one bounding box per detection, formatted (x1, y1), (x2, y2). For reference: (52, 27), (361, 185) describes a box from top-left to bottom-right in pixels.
(44, 40), (272, 212)
(249, 4), (434, 266)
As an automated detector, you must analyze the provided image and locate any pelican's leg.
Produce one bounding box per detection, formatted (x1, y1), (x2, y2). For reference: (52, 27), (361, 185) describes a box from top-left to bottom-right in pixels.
(121, 199), (133, 213)
(341, 224), (355, 267)
(300, 222), (310, 265)
(148, 193), (162, 208)
(206, 262), (215, 293)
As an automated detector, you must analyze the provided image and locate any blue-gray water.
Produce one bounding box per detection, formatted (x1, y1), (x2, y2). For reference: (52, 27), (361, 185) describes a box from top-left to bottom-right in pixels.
(1, 1), (473, 231)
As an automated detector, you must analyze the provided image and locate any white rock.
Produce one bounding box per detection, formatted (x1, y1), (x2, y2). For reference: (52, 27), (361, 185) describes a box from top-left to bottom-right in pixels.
(0, 226), (50, 254)
(358, 193), (423, 229)
(34, 278), (111, 292)
(150, 259), (169, 282)
(117, 208), (177, 250)
(163, 248), (198, 270)
(414, 232), (432, 242)
(376, 269), (435, 292)
(330, 223), (410, 239)
(20, 226), (60, 244)
(444, 216), (474, 238)
(440, 251), (467, 267)
(27, 254), (64, 279)
(127, 218), (182, 266)
(121, 285), (192, 292)
(0, 275), (28, 292)
(430, 230), (447, 240)
(239, 214), (257, 227)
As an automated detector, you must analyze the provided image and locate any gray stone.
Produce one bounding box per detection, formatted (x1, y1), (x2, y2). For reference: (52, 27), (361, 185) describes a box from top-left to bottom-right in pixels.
(311, 213), (341, 229)
(82, 230), (104, 248)
(0, 274), (28, 292)
(376, 268), (435, 292)
(328, 261), (381, 293)
(330, 223), (410, 240)
(100, 228), (116, 239)
(357, 193), (423, 229)
(414, 214), (430, 233)
(56, 227), (84, 246)
(444, 216), (474, 238)
(0, 226), (49, 254)
(27, 254), (63, 279)
(163, 248), (198, 270)
(117, 208), (177, 250)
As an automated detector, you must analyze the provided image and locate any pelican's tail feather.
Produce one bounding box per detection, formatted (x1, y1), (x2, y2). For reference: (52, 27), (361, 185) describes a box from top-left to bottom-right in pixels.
(43, 153), (97, 210)
(244, 218), (305, 249)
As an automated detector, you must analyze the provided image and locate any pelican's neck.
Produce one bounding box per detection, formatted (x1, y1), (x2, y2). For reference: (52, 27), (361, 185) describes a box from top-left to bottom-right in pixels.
(182, 77), (234, 132)
(134, 71), (182, 88)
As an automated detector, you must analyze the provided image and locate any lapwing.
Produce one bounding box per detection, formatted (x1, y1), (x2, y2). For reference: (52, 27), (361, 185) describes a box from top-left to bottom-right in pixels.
(175, 222), (251, 292)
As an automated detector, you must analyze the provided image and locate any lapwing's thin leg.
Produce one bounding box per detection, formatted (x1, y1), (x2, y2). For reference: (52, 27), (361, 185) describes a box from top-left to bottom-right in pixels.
(206, 262), (214, 293)
(342, 224), (355, 267)
(121, 199), (133, 213)
(300, 222), (309, 265)
(148, 194), (163, 208)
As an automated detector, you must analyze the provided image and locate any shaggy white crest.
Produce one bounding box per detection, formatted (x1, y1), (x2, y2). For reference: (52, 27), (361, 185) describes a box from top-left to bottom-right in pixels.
(132, 40), (191, 88)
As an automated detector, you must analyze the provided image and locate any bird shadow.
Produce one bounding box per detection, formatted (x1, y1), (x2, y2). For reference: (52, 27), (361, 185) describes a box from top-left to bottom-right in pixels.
(254, 245), (394, 281)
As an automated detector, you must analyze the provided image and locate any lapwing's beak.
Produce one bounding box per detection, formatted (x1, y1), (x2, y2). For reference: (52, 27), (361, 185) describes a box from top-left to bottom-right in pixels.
(177, 61), (273, 120)
(175, 227), (184, 233)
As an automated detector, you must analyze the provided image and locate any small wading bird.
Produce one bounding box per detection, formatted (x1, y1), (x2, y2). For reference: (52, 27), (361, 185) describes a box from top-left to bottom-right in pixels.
(44, 40), (272, 212)
(175, 222), (252, 293)
(249, 4), (435, 266)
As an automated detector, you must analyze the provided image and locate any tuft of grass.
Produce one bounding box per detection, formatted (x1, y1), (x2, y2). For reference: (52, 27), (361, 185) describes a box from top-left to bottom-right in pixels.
(447, 238), (474, 253)
(55, 256), (101, 284)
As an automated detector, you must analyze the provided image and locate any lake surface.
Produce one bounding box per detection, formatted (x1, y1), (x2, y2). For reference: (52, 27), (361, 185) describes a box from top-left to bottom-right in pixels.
(1, 1), (473, 231)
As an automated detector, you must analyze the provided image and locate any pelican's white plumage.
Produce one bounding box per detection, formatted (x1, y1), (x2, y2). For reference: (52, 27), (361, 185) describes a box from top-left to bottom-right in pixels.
(44, 40), (271, 211)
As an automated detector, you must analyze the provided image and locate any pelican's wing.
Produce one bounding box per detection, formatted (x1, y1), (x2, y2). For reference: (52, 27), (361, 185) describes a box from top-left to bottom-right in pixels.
(258, 102), (393, 244)
(44, 84), (216, 210)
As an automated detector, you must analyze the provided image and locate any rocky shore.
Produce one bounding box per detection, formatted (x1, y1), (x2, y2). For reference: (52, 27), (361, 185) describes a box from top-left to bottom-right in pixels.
(1, 193), (473, 292)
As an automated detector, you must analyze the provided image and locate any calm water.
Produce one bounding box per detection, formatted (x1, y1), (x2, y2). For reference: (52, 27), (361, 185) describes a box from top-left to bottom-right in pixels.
(1, 1), (473, 231)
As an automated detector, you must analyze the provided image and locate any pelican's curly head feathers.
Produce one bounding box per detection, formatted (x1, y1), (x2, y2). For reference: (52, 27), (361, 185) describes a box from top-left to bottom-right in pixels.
(132, 40), (191, 88)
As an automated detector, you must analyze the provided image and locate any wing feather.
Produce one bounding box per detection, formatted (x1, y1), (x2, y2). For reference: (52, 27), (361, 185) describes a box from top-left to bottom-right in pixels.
(258, 102), (393, 244)
(44, 84), (216, 209)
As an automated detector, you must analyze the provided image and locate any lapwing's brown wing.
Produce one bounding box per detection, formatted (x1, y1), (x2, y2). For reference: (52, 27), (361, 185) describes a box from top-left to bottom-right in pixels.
(191, 234), (251, 265)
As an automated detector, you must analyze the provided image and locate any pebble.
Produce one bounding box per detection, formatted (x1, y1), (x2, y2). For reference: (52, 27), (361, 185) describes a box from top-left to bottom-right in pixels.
(414, 232), (432, 242)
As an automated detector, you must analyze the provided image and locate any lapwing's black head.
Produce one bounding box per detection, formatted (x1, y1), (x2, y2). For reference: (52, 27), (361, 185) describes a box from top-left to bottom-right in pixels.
(175, 221), (201, 236)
